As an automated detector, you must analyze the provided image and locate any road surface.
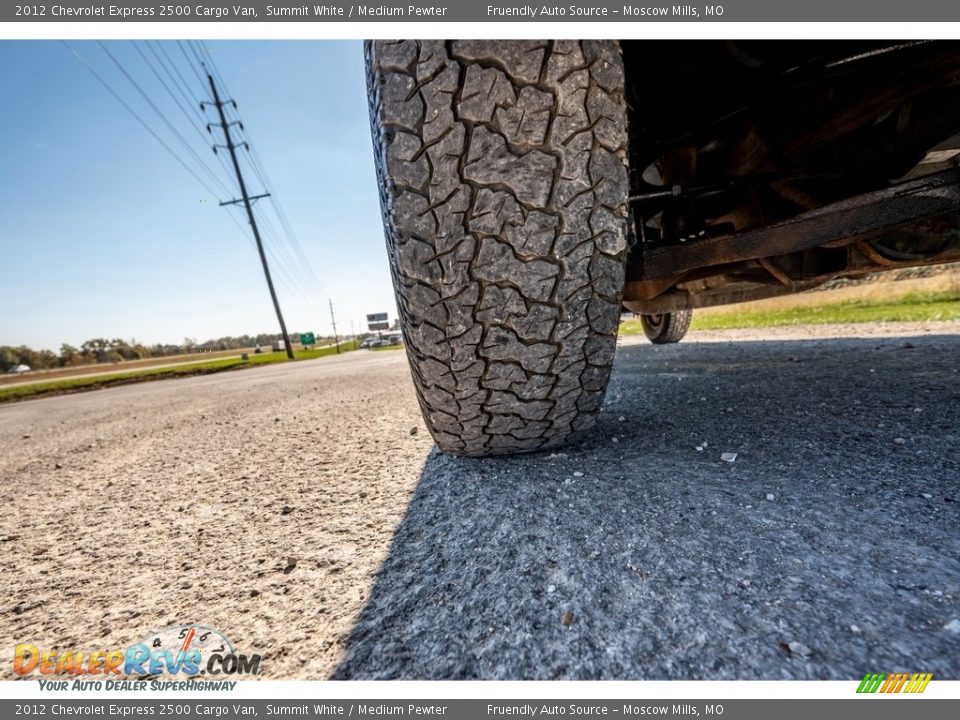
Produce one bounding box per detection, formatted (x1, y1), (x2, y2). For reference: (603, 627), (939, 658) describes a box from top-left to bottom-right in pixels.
(1, 323), (958, 680)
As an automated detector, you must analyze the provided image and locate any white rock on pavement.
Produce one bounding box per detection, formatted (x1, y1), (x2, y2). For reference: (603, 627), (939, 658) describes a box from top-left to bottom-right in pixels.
(787, 641), (813, 657)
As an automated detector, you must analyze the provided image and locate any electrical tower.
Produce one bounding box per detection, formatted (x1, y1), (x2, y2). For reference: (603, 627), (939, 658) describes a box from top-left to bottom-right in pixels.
(203, 72), (295, 360)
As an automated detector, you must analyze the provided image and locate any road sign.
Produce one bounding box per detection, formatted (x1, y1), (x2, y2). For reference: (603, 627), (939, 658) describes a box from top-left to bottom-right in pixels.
(367, 312), (390, 332)
(299, 332), (316, 346)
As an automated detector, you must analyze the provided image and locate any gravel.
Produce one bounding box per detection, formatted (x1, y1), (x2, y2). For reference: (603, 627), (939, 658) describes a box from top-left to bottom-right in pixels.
(0, 351), (434, 679)
(1, 322), (958, 680)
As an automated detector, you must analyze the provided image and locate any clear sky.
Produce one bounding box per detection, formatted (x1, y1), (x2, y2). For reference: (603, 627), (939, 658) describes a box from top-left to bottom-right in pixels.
(0, 40), (396, 351)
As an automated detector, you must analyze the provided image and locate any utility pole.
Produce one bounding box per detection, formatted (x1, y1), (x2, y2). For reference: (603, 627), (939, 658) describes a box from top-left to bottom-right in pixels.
(204, 73), (294, 360)
(329, 299), (340, 354)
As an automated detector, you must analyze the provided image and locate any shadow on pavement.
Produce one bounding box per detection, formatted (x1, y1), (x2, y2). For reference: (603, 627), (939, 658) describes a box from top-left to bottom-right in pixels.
(332, 334), (960, 680)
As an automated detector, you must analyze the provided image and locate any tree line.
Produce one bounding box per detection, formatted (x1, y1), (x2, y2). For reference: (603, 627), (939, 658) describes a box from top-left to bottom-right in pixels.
(0, 332), (332, 373)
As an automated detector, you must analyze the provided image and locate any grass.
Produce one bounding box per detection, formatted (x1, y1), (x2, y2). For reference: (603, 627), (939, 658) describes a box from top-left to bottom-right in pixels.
(293, 340), (359, 359)
(0, 347), (256, 388)
(0, 340), (359, 404)
(620, 290), (960, 334)
(370, 344), (405, 352)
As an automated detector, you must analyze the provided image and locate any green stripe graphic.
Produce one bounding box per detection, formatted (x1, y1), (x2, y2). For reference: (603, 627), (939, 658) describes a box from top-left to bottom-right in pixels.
(857, 673), (885, 693)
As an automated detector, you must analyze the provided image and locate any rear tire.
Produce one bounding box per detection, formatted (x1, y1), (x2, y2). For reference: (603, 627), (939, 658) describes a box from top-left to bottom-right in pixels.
(366, 40), (630, 457)
(641, 310), (693, 344)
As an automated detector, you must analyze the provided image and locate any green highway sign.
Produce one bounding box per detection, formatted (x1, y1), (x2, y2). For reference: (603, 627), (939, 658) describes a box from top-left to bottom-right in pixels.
(299, 332), (316, 346)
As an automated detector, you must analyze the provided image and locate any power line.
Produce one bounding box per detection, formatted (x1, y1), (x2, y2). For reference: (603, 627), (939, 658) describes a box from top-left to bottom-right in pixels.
(132, 43), (218, 153)
(139, 41), (239, 192)
(238, 208), (324, 313)
(196, 41), (328, 298)
(186, 40), (210, 79)
(222, 206), (317, 312)
(61, 41), (223, 201)
(66, 40), (321, 339)
(177, 40), (208, 92)
(235, 117), (325, 291)
(68, 39), (329, 338)
(96, 41), (234, 199)
(253, 207), (329, 314)
(150, 40), (205, 117)
(246, 141), (323, 286)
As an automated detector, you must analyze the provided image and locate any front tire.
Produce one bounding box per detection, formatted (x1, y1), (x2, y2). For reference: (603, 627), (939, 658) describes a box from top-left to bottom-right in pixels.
(366, 40), (631, 457)
(641, 310), (693, 344)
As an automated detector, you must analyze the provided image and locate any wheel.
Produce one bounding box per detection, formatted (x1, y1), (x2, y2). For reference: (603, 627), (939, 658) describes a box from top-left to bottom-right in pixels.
(366, 40), (630, 457)
(641, 310), (693, 344)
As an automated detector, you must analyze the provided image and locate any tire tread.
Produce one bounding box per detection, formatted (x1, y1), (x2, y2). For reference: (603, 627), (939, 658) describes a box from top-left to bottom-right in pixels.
(366, 40), (630, 456)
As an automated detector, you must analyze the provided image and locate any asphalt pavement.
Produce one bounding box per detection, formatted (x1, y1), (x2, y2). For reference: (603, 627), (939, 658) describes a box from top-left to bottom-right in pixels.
(2, 324), (958, 680)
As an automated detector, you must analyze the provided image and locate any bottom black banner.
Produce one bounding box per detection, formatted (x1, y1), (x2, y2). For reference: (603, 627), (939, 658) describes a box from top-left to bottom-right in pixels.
(2, 699), (958, 720)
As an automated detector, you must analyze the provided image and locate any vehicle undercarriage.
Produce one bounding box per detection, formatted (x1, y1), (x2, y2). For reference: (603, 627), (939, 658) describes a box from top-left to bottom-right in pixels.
(620, 41), (960, 314)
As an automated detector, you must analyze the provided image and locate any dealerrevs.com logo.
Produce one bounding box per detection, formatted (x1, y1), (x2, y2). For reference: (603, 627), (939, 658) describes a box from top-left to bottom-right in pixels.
(14, 625), (261, 681)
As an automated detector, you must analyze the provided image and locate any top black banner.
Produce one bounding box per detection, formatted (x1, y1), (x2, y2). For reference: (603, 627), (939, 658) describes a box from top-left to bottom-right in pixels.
(4, 0), (960, 22)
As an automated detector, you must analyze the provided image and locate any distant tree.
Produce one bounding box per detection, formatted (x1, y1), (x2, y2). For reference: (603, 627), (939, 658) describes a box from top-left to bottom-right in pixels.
(81, 338), (109, 354)
(0, 347), (17, 372)
(63, 353), (92, 368)
(0, 346), (58, 370)
(58, 344), (90, 367)
(79, 338), (111, 362)
(32, 349), (58, 369)
(0, 328), (341, 372)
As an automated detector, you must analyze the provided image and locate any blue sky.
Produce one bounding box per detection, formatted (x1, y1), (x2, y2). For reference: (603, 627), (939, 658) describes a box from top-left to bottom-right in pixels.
(0, 40), (395, 351)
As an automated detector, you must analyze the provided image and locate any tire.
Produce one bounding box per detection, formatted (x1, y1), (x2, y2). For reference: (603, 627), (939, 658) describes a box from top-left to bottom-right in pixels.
(641, 310), (693, 344)
(366, 40), (630, 457)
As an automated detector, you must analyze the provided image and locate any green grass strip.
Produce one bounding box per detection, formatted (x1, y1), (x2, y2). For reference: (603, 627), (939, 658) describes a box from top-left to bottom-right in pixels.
(0, 340), (359, 403)
(620, 291), (960, 334)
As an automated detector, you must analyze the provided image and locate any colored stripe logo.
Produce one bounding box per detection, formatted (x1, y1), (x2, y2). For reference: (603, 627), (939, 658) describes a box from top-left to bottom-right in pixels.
(857, 672), (932, 694)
